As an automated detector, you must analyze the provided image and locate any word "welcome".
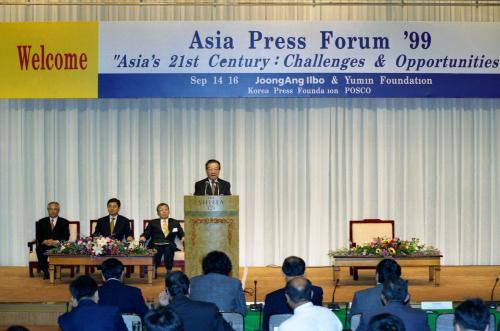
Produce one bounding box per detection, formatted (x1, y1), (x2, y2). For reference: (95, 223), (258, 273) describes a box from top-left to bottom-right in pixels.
(17, 45), (88, 71)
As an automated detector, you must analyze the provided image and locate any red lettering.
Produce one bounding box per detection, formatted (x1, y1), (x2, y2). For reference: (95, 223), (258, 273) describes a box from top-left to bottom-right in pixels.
(17, 45), (31, 70)
(55, 53), (63, 69)
(46, 53), (53, 70)
(80, 53), (87, 69)
(15, 44), (89, 71)
(32, 53), (40, 70)
(40, 45), (46, 70)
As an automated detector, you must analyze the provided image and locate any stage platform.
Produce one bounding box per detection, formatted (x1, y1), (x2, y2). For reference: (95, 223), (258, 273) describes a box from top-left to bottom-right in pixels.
(1, 265), (499, 330)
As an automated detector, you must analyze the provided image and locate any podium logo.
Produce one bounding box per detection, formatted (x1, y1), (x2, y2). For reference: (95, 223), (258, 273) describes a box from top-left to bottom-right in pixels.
(0, 22), (97, 98)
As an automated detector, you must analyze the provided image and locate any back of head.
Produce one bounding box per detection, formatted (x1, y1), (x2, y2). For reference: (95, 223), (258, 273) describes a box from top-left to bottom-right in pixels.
(368, 313), (406, 331)
(376, 259), (401, 284)
(6, 326), (30, 331)
(165, 271), (190, 297)
(285, 277), (312, 305)
(282, 256), (306, 277)
(382, 278), (408, 303)
(70, 275), (98, 301)
(144, 306), (183, 331)
(202, 251), (232, 276)
(454, 299), (490, 331)
(101, 258), (124, 280)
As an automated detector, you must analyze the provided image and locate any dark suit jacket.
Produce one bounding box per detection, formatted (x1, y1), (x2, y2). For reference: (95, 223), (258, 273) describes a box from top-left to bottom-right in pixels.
(140, 218), (184, 248)
(58, 299), (128, 331)
(194, 178), (231, 195)
(93, 215), (132, 241)
(356, 301), (430, 331)
(36, 216), (70, 245)
(262, 284), (323, 331)
(349, 284), (384, 318)
(190, 273), (247, 315)
(98, 279), (149, 318)
(168, 295), (233, 331)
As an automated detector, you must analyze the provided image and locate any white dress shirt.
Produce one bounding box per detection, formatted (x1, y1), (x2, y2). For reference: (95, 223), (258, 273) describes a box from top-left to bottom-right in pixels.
(277, 302), (343, 331)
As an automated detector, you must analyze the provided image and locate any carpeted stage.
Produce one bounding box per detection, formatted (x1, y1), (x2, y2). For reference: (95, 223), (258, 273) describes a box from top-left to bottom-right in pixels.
(1, 265), (499, 330)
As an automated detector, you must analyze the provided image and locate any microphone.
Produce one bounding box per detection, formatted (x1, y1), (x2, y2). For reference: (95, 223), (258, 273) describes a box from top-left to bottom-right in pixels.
(488, 277), (499, 309)
(328, 279), (341, 310)
(249, 280), (263, 311)
(204, 181), (209, 195)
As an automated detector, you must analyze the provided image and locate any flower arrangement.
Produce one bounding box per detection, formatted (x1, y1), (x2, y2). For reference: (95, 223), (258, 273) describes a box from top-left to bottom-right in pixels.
(328, 237), (440, 258)
(47, 236), (156, 256)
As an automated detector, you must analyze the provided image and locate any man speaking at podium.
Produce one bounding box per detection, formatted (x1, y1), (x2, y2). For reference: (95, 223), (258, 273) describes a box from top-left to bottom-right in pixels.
(194, 159), (231, 196)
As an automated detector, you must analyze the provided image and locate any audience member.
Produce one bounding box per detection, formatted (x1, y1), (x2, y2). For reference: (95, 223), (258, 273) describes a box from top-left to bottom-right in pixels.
(144, 306), (183, 331)
(58, 275), (127, 331)
(93, 198), (133, 241)
(356, 278), (429, 331)
(161, 271), (232, 331)
(6, 326), (31, 331)
(140, 203), (184, 275)
(278, 277), (342, 331)
(98, 258), (148, 318)
(454, 299), (490, 331)
(35, 201), (70, 279)
(190, 251), (246, 315)
(350, 258), (402, 318)
(263, 256), (323, 330)
(367, 313), (406, 331)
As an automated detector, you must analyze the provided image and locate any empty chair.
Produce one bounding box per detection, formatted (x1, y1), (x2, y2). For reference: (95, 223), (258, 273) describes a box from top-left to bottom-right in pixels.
(122, 314), (142, 331)
(269, 313), (292, 330)
(221, 312), (244, 331)
(435, 313), (495, 331)
(350, 314), (361, 331)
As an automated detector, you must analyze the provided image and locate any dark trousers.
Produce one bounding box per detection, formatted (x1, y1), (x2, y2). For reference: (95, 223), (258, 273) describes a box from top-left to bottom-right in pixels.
(154, 244), (175, 270)
(36, 244), (51, 272)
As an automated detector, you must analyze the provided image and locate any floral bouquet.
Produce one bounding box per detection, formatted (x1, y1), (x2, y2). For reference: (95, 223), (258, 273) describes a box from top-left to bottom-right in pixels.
(48, 236), (156, 256)
(328, 237), (440, 258)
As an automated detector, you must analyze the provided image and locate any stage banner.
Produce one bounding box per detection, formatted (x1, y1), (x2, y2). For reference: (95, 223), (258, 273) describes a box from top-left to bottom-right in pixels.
(2, 22), (500, 98)
(0, 22), (98, 98)
(98, 21), (500, 98)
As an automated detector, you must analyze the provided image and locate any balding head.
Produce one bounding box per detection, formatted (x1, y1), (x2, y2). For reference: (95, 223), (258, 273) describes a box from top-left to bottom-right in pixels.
(284, 277), (312, 309)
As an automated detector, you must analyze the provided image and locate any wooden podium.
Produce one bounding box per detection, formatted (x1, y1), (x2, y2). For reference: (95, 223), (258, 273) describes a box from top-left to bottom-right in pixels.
(184, 195), (239, 278)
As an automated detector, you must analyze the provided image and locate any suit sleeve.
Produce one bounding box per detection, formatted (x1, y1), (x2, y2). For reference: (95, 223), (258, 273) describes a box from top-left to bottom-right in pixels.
(176, 220), (184, 240)
(35, 220), (44, 245)
(262, 295), (272, 331)
(93, 220), (102, 237)
(134, 288), (149, 318)
(356, 313), (368, 331)
(313, 287), (323, 305)
(226, 181), (231, 195)
(349, 292), (361, 317)
(194, 181), (203, 195)
(124, 219), (133, 238)
(141, 223), (152, 240)
(113, 307), (129, 331)
(235, 280), (247, 315)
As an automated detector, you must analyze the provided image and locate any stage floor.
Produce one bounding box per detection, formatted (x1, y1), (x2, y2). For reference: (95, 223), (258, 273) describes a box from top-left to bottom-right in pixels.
(1, 265), (499, 303)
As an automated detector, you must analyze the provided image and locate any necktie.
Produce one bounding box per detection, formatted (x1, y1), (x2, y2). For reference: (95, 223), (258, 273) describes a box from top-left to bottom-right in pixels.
(211, 181), (216, 195)
(162, 220), (168, 237)
(50, 219), (55, 231)
(110, 217), (115, 234)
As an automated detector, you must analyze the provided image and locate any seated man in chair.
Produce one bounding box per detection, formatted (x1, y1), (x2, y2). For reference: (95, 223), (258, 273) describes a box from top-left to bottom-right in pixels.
(140, 203), (184, 276)
(36, 201), (70, 279)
